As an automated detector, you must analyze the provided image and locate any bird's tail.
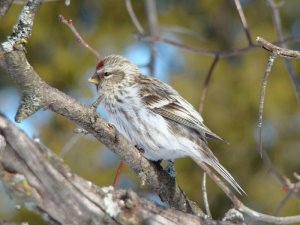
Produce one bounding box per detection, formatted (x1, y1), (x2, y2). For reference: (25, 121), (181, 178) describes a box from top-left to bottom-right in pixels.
(193, 156), (245, 195)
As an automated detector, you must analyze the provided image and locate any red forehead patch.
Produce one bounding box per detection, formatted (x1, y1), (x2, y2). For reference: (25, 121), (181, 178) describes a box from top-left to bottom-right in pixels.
(96, 60), (104, 70)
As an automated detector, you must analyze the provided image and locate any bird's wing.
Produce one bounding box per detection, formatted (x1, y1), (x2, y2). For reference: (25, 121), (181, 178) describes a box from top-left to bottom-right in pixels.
(137, 76), (223, 141)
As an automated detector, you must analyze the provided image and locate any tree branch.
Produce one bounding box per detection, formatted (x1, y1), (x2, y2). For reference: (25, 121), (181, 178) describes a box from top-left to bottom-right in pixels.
(125, 0), (144, 34)
(144, 0), (158, 76)
(266, 0), (300, 102)
(0, 114), (232, 225)
(59, 14), (102, 60)
(256, 36), (300, 59)
(233, 0), (253, 45)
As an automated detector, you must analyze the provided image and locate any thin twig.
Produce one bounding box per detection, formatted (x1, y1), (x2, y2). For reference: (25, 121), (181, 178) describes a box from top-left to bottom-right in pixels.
(266, 0), (300, 102)
(113, 161), (125, 188)
(144, 0), (158, 76)
(197, 162), (241, 208)
(233, 0), (253, 45)
(256, 53), (287, 185)
(136, 34), (300, 58)
(199, 56), (219, 113)
(258, 53), (277, 156)
(274, 190), (294, 216)
(125, 0), (144, 34)
(199, 57), (219, 218)
(202, 173), (211, 218)
(198, 56), (219, 217)
(59, 15), (101, 60)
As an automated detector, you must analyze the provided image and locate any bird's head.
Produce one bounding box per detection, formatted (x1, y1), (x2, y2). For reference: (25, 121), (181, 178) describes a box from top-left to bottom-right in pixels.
(88, 55), (140, 92)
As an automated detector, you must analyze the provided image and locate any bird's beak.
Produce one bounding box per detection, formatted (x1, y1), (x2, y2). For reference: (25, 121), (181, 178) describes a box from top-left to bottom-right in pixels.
(88, 76), (100, 85)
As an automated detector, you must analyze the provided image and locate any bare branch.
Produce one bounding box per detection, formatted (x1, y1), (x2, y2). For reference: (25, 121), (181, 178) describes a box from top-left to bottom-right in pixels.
(240, 205), (300, 224)
(256, 53), (289, 186)
(0, 115), (228, 225)
(199, 163), (300, 224)
(136, 34), (300, 58)
(59, 15), (102, 60)
(199, 56), (219, 113)
(144, 0), (158, 76)
(1, 0), (44, 52)
(233, 0), (253, 45)
(256, 36), (300, 59)
(125, 0), (144, 34)
(266, 0), (300, 102)
(202, 173), (211, 218)
(258, 53), (277, 156)
(274, 190), (294, 216)
(113, 161), (124, 188)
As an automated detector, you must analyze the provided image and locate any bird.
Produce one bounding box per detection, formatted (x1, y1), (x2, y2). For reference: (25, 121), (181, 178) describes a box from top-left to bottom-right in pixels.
(88, 54), (244, 194)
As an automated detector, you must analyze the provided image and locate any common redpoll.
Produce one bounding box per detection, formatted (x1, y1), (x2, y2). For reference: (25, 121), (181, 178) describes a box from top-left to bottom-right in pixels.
(88, 55), (244, 194)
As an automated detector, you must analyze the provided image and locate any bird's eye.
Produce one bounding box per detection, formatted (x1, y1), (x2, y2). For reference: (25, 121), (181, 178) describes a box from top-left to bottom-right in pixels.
(104, 72), (111, 77)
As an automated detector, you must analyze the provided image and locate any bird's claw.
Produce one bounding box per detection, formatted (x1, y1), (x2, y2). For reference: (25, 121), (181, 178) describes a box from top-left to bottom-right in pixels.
(165, 160), (176, 178)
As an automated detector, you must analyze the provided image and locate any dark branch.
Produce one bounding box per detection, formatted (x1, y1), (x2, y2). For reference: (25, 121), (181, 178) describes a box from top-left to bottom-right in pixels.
(59, 14), (102, 60)
(0, 115), (229, 225)
(136, 34), (300, 58)
(199, 56), (219, 113)
(233, 0), (253, 45)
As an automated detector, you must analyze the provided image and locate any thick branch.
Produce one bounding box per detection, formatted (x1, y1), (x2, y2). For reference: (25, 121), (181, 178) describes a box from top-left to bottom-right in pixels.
(0, 114), (237, 225)
(1, 0), (44, 52)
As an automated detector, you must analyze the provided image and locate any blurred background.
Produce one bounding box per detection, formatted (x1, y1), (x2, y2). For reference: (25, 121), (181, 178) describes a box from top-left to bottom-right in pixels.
(1, 0), (300, 223)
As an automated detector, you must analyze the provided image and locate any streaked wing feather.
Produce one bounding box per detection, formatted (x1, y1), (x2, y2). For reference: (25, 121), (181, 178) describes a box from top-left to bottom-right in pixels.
(152, 102), (224, 141)
(138, 76), (223, 141)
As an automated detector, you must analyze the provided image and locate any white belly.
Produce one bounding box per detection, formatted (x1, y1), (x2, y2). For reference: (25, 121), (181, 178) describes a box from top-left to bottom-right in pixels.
(106, 104), (197, 161)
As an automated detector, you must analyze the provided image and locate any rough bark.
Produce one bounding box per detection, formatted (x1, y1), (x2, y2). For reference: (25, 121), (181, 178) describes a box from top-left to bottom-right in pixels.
(0, 115), (238, 225)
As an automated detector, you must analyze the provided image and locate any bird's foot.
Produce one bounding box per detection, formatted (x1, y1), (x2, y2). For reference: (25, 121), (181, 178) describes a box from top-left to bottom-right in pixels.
(165, 160), (176, 178)
(134, 145), (145, 154)
(91, 95), (103, 111)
